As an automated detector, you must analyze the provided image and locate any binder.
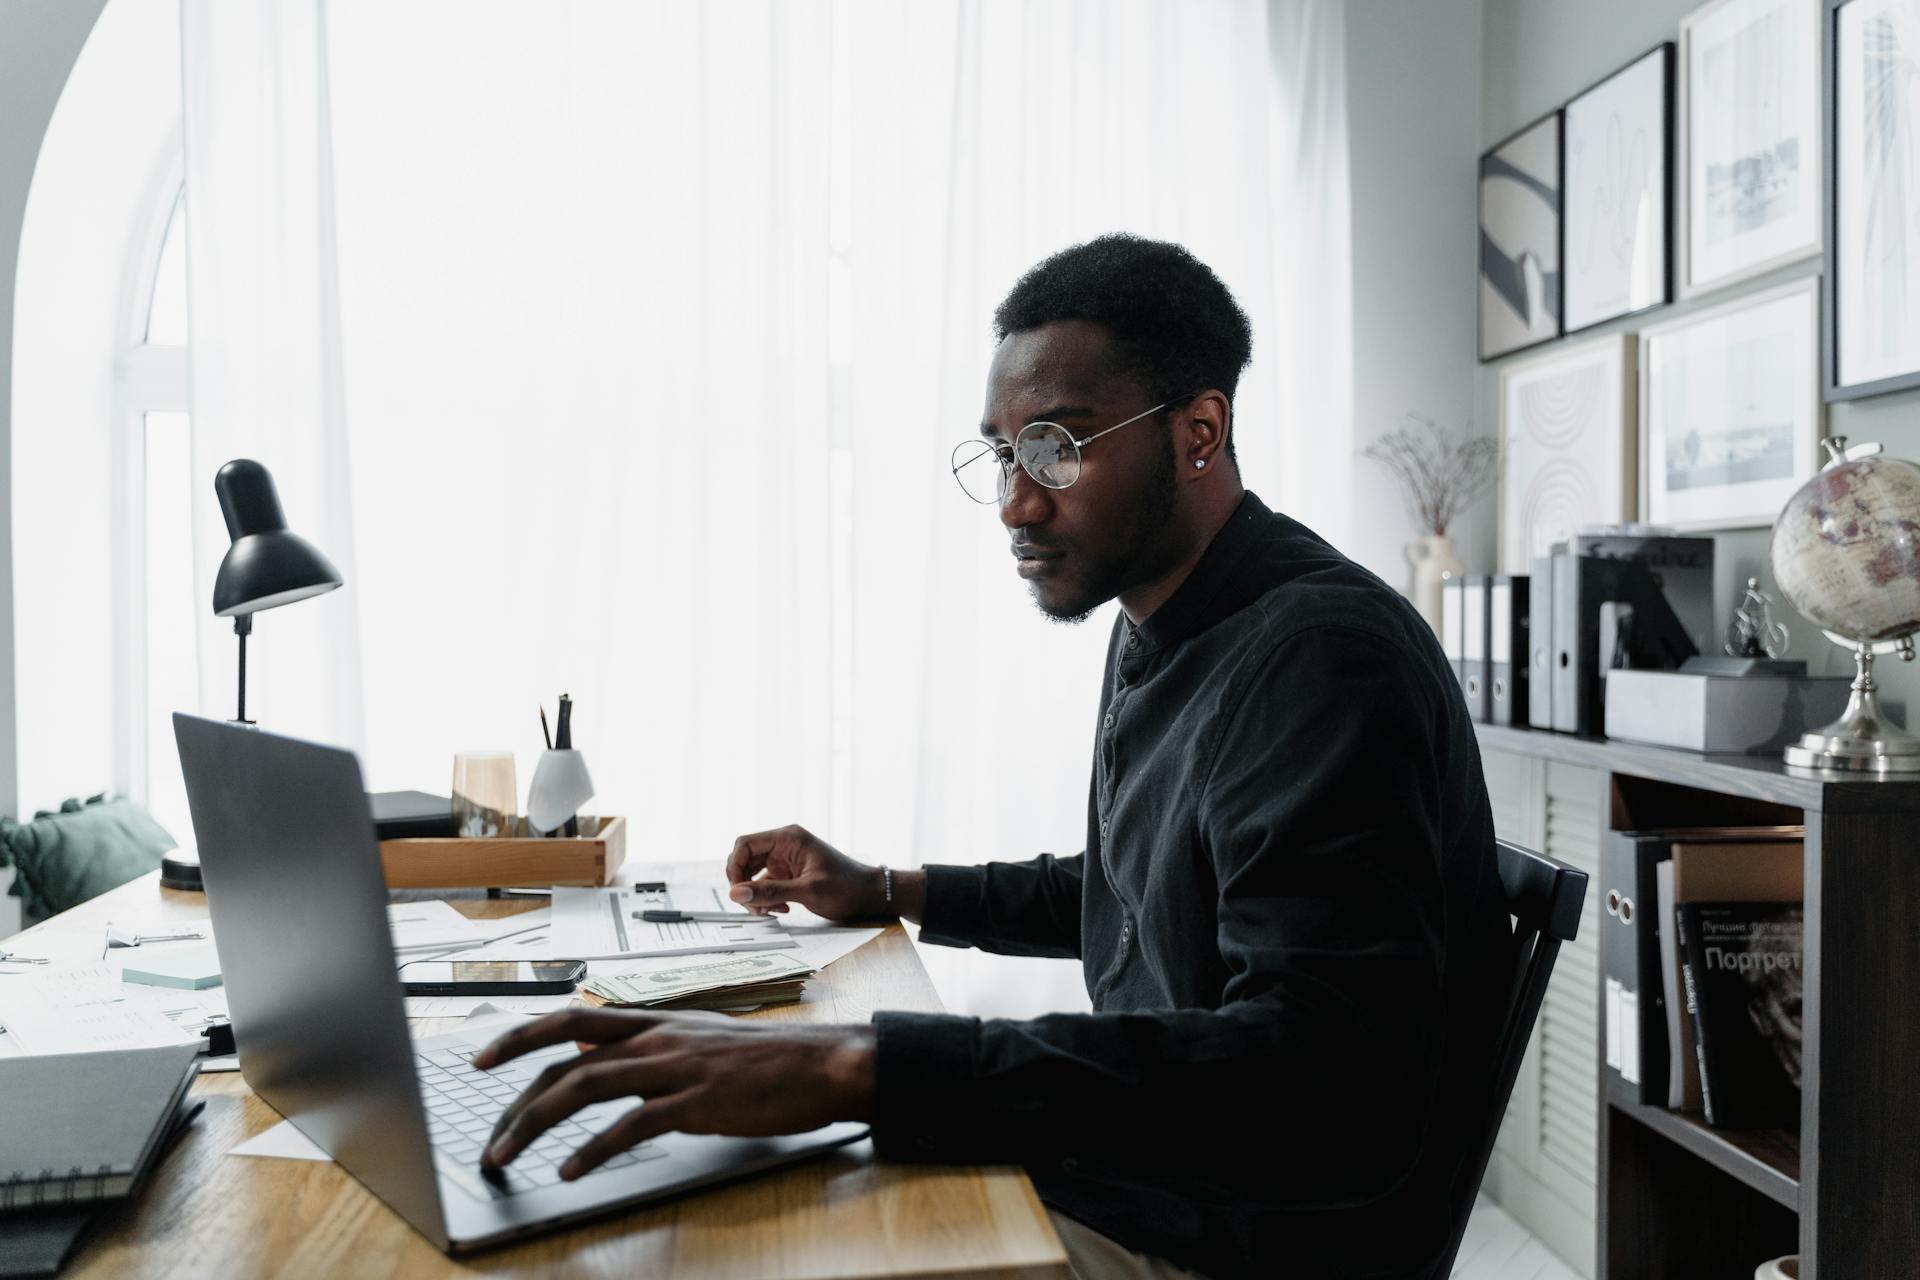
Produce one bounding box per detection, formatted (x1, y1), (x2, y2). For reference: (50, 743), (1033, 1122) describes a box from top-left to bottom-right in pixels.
(1529, 554), (1555, 729)
(1489, 575), (1529, 726)
(1600, 827), (1804, 1106)
(1462, 575), (1489, 723)
(1441, 577), (1467, 708)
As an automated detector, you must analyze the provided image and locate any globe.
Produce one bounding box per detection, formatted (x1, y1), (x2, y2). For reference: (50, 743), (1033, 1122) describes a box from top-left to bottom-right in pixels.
(1770, 452), (1920, 644)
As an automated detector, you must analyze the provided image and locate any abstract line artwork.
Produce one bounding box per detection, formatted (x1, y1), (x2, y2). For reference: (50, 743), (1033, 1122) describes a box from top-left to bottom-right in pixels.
(1564, 46), (1671, 331)
(1499, 335), (1636, 572)
(1480, 113), (1563, 361)
(1835, 0), (1920, 393)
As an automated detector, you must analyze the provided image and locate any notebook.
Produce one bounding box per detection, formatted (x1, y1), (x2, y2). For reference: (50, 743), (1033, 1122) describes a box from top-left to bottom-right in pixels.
(0, 1043), (201, 1208)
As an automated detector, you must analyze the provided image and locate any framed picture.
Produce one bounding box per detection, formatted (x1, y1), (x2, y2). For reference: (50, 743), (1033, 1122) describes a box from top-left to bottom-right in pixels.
(1641, 278), (1822, 529)
(1827, 0), (1920, 399)
(1680, 0), (1823, 295)
(1498, 333), (1638, 573)
(1565, 44), (1675, 332)
(1480, 112), (1564, 361)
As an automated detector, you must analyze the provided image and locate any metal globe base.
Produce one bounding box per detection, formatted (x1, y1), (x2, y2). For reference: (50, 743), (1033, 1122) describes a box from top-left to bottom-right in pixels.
(1783, 636), (1920, 774)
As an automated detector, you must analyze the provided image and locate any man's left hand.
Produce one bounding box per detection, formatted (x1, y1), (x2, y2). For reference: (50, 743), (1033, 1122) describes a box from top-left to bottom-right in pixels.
(473, 1008), (876, 1180)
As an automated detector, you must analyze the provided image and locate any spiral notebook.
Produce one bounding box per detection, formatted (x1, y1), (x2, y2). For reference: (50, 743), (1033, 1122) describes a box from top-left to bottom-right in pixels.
(0, 1043), (200, 1208)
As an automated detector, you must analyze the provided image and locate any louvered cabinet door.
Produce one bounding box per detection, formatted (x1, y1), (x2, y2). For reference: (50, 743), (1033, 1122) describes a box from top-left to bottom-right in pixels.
(1480, 753), (1602, 1278)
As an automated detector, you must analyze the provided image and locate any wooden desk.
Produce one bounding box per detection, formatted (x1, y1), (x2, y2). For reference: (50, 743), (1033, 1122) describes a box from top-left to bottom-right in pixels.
(2, 867), (1068, 1279)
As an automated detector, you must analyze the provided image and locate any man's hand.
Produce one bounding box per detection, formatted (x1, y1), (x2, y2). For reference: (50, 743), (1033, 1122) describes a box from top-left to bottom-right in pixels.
(725, 824), (925, 922)
(473, 1008), (876, 1180)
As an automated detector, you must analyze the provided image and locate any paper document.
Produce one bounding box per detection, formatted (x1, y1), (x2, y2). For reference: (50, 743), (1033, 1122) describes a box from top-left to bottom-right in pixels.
(548, 886), (798, 960)
(232, 1121), (331, 1162)
(0, 962), (200, 1055)
(387, 901), (493, 952)
(404, 992), (579, 1018)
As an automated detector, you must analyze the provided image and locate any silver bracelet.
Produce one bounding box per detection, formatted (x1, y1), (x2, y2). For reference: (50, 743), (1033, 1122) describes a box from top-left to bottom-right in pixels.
(880, 865), (894, 906)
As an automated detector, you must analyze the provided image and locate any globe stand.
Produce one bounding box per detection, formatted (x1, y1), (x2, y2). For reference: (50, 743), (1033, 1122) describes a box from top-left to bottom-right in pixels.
(1783, 634), (1920, 773)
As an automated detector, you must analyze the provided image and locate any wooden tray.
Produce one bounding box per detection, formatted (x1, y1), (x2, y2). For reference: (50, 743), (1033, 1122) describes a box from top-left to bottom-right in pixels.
(379, 815), (627, 889)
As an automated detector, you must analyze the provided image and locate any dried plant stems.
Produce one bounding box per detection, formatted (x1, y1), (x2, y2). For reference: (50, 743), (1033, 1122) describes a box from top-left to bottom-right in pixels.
(1361, 413), (1497, 536)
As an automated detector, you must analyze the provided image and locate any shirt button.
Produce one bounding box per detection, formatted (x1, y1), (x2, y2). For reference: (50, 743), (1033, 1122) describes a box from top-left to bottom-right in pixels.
(1060, 1157), (1080, 1173)
(1103, 713), (1115, 730)
(1120, 921), (1132, 943)
(1126, 634), (1137, 648)
(1099, 818), (1109, 838)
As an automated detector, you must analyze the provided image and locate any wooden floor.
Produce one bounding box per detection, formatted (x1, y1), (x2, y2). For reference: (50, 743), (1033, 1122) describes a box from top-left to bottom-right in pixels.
(1452, 1197), (1583, 1280)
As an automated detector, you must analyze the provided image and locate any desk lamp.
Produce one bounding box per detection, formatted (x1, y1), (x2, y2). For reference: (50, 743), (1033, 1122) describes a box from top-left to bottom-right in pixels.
(164, 461), (344, 892)
(210, 458), (344, 724)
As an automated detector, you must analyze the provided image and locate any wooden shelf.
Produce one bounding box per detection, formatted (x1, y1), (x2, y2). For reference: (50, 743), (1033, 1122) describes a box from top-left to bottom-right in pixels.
(1612, 1100), (1799, 1212)
(1474, 722), (1920, 814)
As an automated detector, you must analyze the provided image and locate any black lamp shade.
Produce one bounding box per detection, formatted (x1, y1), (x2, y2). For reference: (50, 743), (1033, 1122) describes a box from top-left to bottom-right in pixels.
(211, 459), (343, 617)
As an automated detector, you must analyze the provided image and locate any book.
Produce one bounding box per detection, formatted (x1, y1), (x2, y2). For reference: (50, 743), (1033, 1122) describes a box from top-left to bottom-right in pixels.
(0, 1043), (200, 1209)
(1661, 840), (1802, 1109)
(1677, 902), (1804, 1128)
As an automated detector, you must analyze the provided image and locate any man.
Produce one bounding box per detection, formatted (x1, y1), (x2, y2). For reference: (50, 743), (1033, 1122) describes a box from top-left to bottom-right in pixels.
(475, 235), (1511, 1279)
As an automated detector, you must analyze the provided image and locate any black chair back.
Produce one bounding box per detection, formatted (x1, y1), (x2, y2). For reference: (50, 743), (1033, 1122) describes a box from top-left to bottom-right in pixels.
(1427, 838), (1588, 1280)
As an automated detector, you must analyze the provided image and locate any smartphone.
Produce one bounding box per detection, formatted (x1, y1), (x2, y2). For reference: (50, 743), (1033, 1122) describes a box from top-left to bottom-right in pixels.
(398, 959), (587, 995)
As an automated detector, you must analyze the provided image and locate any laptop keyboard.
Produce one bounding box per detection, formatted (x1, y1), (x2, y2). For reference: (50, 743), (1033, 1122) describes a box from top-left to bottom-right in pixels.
(416, 1042), (667, 1198)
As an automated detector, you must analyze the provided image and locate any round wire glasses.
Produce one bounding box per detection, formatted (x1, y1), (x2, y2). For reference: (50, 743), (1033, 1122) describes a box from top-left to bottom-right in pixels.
(949, 396), (1193, 505)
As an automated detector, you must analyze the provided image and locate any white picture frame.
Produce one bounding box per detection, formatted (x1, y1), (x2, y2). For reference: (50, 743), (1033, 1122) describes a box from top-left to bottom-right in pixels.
(1831, 0), (1920, 397)
(1640, 277), (1822, 529)
(1498, 333), (1639, 574)
(1564, 45), (1673, 332)
(1679, 0), (1823, 296)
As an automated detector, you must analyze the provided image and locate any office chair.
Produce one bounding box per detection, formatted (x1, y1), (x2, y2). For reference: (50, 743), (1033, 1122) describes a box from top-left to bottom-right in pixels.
(1426, 838), (1589, 1280)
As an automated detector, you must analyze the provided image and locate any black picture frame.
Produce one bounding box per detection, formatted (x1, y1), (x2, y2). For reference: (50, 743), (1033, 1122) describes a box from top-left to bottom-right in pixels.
(1562, 42), (1675, 336)
(1478, 110), (1566, 363)
(1824, 0), (1920, 401)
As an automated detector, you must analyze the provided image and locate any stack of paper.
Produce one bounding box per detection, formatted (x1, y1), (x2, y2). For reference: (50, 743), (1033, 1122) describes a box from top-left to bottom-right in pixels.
(546, 885), (798, 960)
(584, 952), (817, 1011)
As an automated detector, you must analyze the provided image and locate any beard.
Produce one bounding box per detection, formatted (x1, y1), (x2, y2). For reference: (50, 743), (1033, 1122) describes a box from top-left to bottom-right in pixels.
(1029, 435), (1180, 624)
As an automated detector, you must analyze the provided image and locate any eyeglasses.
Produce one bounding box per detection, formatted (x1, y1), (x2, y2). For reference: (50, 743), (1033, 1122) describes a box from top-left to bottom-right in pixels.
(950, 395), (1197, 505)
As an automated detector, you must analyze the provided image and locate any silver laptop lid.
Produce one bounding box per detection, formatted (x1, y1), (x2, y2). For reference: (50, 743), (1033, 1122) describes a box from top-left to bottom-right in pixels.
(173, 714), (450, 1250)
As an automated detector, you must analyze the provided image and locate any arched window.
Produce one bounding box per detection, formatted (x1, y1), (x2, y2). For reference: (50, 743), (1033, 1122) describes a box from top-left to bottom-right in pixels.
(12, 0), (193, 842)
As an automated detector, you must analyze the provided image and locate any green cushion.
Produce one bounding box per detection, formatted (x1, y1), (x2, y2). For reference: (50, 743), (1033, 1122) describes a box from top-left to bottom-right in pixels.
(1, 795), (176, 921)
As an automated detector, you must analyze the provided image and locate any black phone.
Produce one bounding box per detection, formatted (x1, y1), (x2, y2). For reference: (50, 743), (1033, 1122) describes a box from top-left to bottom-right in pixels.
(397, 959), (587, 995)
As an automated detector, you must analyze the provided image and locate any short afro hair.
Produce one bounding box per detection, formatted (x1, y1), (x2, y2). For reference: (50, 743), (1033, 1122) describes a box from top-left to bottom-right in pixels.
(993, 234), (1252, 457)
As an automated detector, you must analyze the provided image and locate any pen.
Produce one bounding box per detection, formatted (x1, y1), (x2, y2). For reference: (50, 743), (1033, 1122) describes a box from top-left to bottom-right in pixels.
(540, 705), (553, 751)
(639, 909), (772, 924)
(556, 694), (578, 836)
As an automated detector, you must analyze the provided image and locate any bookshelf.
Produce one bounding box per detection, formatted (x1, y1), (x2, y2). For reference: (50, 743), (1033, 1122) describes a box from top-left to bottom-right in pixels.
(1476, 724), (1920, 1279)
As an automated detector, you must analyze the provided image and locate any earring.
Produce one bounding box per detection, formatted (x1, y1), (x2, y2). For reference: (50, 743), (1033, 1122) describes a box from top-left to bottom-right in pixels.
(1194, 459), (1206, 469)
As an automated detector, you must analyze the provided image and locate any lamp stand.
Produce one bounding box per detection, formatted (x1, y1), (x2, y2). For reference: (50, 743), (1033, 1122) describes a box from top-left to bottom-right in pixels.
(232, 613), (255, 726)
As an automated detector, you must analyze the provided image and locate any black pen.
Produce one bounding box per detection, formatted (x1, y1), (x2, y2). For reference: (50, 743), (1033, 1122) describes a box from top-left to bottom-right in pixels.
(557, 694), (578, 836)
(540, 705), (553, 751)
(639, 909), (772, 924)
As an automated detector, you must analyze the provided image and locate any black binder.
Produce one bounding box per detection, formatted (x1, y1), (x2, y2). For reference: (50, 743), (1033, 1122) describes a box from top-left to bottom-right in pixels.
(1600, 831), (1673, 1104)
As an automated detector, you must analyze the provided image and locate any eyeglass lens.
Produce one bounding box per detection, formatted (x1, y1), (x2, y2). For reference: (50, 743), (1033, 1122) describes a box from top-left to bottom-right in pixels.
(949, 425), (1084, 504)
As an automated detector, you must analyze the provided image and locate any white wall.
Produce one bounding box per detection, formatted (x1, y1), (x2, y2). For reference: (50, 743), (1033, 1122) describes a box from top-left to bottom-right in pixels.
(0, 0), (110, 932)
(1343, 0), (1487, 586)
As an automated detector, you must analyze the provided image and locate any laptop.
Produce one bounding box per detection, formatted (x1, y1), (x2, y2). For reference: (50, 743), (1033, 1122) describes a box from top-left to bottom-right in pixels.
(173, 713), (867, 1253)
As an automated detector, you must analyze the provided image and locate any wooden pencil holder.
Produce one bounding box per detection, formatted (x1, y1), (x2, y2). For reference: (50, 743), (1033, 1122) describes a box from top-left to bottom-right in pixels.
(379, 815), (627, 889)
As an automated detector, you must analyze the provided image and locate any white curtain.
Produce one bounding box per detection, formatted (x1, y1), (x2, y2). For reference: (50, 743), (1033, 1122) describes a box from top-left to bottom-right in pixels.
(178, 0), (1350, 1017)
(181, 1), (365, 749)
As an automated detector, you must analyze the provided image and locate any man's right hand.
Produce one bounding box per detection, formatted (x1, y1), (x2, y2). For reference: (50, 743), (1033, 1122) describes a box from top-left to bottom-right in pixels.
(725, 824), (926, 923)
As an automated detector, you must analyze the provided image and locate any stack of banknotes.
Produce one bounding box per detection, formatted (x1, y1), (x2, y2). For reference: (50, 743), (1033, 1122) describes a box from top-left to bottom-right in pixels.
(583, 952), (818, 1012)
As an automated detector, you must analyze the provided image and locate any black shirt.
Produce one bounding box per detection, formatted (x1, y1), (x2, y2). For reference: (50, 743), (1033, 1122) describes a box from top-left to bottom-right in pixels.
(869, 492), (1510, 1280)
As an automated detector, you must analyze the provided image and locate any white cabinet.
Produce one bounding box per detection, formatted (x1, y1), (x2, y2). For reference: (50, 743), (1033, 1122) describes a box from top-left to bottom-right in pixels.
(1480, 749), (1602, 1277)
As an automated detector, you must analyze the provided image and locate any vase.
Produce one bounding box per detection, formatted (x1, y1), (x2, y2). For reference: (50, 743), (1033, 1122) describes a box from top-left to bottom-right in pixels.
(1406, 533), (1464, 636)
